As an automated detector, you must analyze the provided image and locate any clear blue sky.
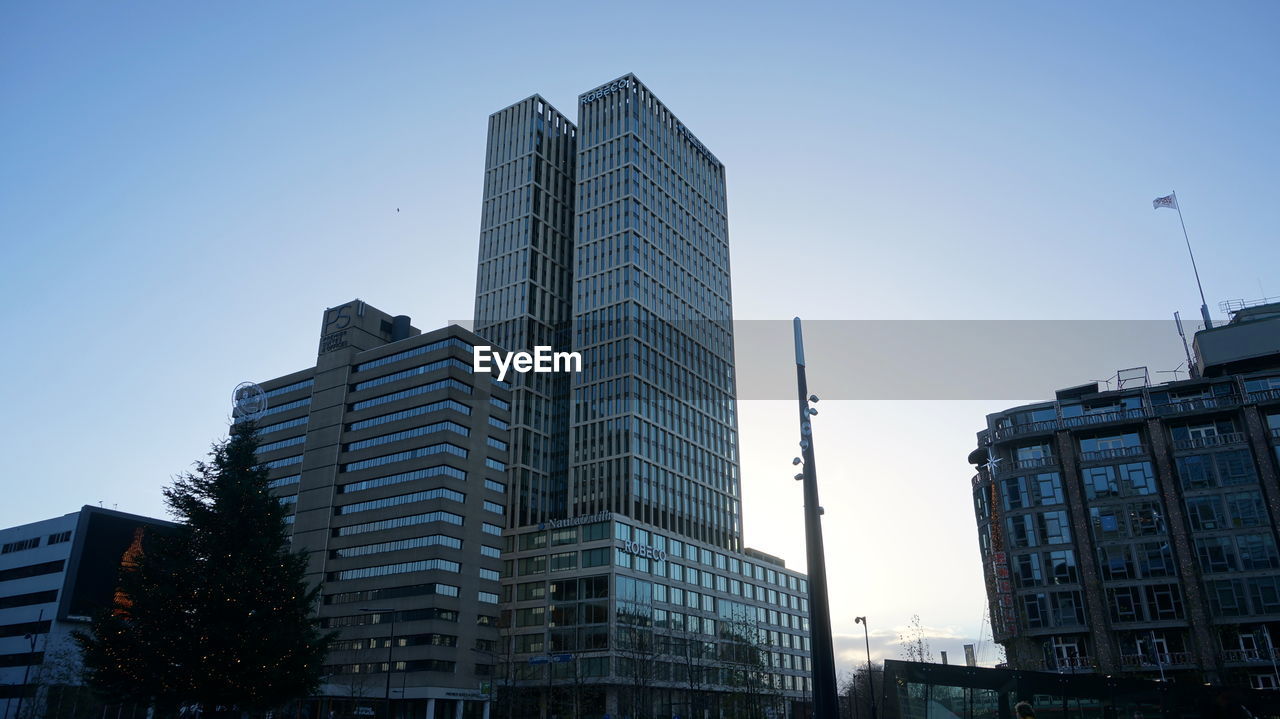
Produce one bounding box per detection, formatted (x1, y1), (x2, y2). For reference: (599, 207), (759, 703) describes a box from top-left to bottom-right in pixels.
(2, 0), (1278, 673)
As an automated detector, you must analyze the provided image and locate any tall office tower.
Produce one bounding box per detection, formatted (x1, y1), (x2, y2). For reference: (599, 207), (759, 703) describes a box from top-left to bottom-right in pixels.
(474, 75), (741, 551)
(969, 301), (1280, 690)
(248, 300), (513, 718)
(477, 76), (810, 719)
(474, 96), (578, 530)
(568, 74), (741, 551)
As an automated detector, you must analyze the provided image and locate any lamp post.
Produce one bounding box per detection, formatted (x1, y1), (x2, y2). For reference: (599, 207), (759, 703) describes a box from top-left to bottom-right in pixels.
(791, 318), (839, 718)
(359, 608), (396, 719)
(854, 617), (876, 719)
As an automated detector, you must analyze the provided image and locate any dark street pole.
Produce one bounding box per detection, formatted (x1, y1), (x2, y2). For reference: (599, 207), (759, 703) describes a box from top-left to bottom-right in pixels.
(855, 617), (877, 719)
(793, 318), (840, 718)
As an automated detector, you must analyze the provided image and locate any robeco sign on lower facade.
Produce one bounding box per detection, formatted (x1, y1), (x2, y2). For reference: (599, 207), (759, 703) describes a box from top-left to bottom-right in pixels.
(621, 539), (668, 562)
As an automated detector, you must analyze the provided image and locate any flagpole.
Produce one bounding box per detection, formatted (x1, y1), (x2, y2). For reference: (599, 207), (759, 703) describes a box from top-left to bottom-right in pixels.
(1172, 191), (1214, 329)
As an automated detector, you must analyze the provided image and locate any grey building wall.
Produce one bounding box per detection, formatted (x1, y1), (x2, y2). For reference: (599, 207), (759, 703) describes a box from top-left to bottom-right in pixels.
(252, 300), (513, 712)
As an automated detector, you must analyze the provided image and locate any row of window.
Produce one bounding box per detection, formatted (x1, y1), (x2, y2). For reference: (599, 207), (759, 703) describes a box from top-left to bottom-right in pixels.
(344, 421), (470, 452)
(613, 522), (805, 593)
(350, 378), (472, 412)
(341, 443), (467, 473)
(257, 435), (306, 454)
(348, 399), (472, 432)
(328, 557), (461, 581)
(260, 416), (308, 435)
(354, 337), (475, 372)
(331, 534), (462, 558)
(336, 487), (467, 515)
(351, 357), (475, 393)
(339, 465), (466, 494)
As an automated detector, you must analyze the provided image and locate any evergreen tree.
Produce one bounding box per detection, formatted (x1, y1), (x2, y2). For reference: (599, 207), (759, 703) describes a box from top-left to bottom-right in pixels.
(76, 423), (333, 712)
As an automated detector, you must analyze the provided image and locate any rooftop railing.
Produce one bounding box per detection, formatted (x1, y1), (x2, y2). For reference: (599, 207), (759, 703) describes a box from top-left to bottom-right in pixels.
(992, 395), (1245, 441)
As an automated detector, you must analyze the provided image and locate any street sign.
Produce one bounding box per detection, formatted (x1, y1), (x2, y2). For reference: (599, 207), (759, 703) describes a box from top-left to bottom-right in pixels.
(528, 656), (550, 664)
(552, 654), (573, 663)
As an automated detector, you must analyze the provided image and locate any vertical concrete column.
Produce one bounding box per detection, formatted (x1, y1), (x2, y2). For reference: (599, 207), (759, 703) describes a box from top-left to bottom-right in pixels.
(425, 698), (436, 719)
(453, 701), (463, 719)
(481, 702), (490, 719)
(1054, 431), (1118, 672)
(1147, 419), (1220, 682)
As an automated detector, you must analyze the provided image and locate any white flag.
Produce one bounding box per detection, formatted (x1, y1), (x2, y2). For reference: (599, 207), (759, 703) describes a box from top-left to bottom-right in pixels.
(1153, 193), (1177, 210)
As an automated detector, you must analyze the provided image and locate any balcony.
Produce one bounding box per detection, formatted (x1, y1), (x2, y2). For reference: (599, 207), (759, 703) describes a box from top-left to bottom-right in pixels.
(1044, 655), (1095, 672)
(1079, 446), (1148, 463)
(992, 457), (1059, 478)
(1172, 432), (1248, 451)
(993, 419), (1060, 441)
(1224, 648), (1274, 664)
(1152, 395), (1242, 417)
(1249, 388), (1280, 404)
(1119, 652), (1195, 669)
(1062, 408), (1148, 429)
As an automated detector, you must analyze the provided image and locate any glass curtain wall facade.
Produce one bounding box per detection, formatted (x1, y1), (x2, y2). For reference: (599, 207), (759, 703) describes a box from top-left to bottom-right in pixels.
(473, 75), (742, 552)
(569, 74), (742, 551)
(474, 95), (578, 529)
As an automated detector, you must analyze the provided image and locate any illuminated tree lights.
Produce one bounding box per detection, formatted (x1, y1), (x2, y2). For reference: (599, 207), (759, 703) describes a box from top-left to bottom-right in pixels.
(75, 423), (335, 712)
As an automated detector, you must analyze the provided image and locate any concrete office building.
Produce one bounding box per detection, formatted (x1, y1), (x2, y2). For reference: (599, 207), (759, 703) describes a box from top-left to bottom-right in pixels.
(969, 301), (1280, 690)
(0, 506), (174, 718)
(250, 300), (513, 719)
(473, 75), (812, 717)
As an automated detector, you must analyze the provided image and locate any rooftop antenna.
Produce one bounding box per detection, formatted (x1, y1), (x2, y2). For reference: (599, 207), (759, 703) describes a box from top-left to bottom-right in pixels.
(1174, 311), (1200, 379)
(1156, 362), (1187, 382)
(1153, 191), (1213, 329)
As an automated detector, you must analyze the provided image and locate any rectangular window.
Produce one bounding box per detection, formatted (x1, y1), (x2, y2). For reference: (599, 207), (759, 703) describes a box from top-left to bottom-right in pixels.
(1185, 496), (1224, 531)
(1144, 584), (1184, 620)
(1248, 577), (1280, 614)
(1206, 578), (1248, 616)
(483, 501), (505, 515)
(1045, 550), (1078, 584)
(1137, 542), (1176, 578)
(1108, 586), (1143, 623)
(1237, 534), (1280, 571)
(1, 534), (40, 550)
(1226, 490), (1267, 527)
(1013, 550), (1044, 585)
(1038, 511), (1071, 545)
(1097, 545), (1132, 581)
(550, 552), (577, 572)
(1195, 537), (1238, 573)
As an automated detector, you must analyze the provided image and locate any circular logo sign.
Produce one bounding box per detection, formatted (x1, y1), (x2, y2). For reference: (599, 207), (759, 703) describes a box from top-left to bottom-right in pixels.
(232, 382), (268, 422)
